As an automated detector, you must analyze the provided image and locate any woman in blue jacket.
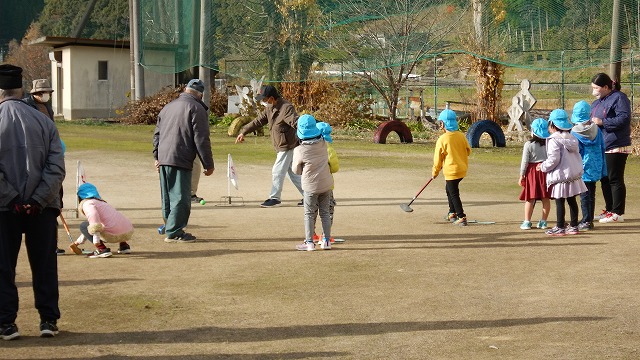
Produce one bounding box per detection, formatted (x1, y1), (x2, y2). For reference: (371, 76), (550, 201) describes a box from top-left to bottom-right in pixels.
(590, 73), (632, 223)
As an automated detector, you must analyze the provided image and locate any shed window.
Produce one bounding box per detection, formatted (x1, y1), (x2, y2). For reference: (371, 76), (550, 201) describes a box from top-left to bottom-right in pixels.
(98, 61), (108, 80)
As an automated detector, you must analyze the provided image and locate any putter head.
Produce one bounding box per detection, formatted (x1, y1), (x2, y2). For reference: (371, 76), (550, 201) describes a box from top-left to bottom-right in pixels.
(400, 203), (413, 212)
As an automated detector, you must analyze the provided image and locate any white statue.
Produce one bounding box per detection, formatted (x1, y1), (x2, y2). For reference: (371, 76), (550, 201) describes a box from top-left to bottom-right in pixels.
(507, 79), (537, 132)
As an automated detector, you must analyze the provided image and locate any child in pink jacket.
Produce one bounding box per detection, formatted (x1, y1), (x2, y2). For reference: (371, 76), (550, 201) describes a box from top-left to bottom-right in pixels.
(69, 183), (134, 258)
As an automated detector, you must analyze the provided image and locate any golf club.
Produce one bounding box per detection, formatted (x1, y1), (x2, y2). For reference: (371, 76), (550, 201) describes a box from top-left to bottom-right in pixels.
(400, 177), (434, 212)
(59, 213), (74, 243)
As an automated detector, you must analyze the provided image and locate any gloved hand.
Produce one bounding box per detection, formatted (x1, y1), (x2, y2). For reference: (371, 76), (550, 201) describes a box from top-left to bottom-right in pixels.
(8, 196), (23, 214)
(23, 199), (42, 216)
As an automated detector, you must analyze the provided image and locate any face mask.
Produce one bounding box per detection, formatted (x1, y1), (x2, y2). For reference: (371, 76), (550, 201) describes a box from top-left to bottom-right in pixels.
(592, 89), (600, 99)
(39, 93), (50, 103)
(260, 101), (269, 107)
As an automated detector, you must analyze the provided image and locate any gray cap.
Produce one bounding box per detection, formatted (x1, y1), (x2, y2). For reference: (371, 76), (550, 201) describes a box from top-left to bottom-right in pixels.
(187, 79), (205, 93)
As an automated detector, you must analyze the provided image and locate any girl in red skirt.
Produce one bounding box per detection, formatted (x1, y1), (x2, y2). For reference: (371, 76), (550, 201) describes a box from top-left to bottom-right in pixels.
(518, 118), (552, 229)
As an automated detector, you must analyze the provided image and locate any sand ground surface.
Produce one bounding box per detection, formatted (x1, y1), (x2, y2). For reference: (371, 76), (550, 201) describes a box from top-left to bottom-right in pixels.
(2, 149), (639, 359)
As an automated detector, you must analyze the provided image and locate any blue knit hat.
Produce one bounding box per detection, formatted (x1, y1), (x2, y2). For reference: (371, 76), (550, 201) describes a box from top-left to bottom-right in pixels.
(571, 101), (591, 124)
(77, 183), (101, 200)
(438, 109), (459, 131)
(297, 114), (321, 140)
(316, 121), (333, 143)
(530, 118), (550, 139)
(549, 109), (572, 130)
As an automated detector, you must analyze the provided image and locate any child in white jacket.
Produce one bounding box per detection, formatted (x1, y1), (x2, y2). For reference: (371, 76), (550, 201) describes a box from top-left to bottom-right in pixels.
(70, 183), (134, 258)
(292, 115), (334, 251)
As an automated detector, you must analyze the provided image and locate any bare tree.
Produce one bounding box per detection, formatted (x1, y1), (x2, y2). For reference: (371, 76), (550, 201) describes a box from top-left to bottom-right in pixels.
(330, 0), (464, 122)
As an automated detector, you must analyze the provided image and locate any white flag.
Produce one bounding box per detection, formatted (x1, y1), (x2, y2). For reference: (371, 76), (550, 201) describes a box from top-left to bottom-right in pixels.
(227, 154), (238, 190)
(77, 160), (88, 187)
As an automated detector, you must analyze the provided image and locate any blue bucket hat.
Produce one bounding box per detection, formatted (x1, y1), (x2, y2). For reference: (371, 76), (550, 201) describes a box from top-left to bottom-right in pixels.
(549, 109), (572, 130)
(438, 109), (458, 131)
(77, 183), (101, 200)
(530, 118), (550, 139)
(316, 121), (333, 143)
(297, 114), (321, 140)
(571, 101), (591, 124)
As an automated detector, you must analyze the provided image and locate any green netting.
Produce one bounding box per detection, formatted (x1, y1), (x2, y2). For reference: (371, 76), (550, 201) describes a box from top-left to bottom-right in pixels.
(137, 0), (639, 83)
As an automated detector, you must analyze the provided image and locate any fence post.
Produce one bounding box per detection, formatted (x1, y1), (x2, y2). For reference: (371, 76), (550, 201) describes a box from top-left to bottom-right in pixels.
(561, 50), (565, 109)
(433, 55), (438, 115)
(631, 49), (634, 112)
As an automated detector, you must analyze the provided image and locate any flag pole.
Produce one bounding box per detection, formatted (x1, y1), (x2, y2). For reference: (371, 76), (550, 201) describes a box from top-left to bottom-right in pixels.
(227, 153), (231, 202)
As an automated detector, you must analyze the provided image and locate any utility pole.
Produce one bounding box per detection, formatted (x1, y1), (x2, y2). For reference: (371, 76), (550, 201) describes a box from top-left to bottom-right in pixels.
(198, 0), (211, 114)
(610, 0), (623, 82)
(132, 0), (145, 100)
(128, 0), (135, 101)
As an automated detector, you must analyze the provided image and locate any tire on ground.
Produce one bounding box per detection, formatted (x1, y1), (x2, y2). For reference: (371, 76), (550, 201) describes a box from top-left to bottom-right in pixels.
(466, 119), (506, 148)
(373, 120), (413, 144)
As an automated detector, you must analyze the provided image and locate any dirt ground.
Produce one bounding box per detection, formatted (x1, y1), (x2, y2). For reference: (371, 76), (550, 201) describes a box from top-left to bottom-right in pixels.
(2, 149), (639, 359)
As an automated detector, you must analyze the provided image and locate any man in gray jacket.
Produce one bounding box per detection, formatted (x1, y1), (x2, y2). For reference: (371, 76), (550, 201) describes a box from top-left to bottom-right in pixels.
(0, 64), (66, 340)
(235, 85), (304, 207)
(153, 79), (214, 242)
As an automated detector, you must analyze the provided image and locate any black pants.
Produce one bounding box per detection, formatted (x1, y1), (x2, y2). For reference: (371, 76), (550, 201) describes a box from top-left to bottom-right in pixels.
(0, 208), (60, 324)
(446, 178), (465, 218)
(580, 181), (597, 224)
(601, 153), (628, 215)
(556, 196), (579, 228)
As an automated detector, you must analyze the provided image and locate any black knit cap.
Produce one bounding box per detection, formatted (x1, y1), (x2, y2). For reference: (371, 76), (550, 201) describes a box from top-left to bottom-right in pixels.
(0, 64), (23, 90)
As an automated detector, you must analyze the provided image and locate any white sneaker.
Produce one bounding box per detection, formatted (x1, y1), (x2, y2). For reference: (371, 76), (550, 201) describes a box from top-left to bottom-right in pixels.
(599, 213), (624, 223)
(296, 242), (315, 251)
(320, 238), (332, 250)
(594, 210), (611, 220)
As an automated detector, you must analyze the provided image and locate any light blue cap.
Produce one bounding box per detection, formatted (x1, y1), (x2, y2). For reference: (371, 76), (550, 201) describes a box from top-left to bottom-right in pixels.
(316, 121), (333, 143)
(571, 101), (591, 124)
(77, 183), (101, 200)
(549, 109), (572, 130)
(438, 109), (458, 131)
(297, 114), (321, 140)
(531, 118), (550, 139)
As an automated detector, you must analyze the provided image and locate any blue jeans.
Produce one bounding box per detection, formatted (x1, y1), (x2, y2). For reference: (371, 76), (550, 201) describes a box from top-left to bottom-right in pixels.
(269, 149), (303, 200)
(580, 181), (597, 224)
(303, 190), (332, 242)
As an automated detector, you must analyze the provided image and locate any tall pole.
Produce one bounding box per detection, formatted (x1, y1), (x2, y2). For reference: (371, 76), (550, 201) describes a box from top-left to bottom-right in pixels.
(198, 0), (211, 115)
(128, 0), (135, 101)
(610, 0), (623, 82)
(132, 0), (145, 100)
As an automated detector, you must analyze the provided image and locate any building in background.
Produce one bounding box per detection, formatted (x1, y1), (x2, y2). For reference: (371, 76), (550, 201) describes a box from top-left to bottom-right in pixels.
(30, 36), (175, 120)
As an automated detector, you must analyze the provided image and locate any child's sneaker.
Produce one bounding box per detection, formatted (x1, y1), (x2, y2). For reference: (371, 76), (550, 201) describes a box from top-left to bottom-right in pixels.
(445, 212), (457, 222)
(88, 248), (112, 258)
(117, 243), (131, 254)
(452, 217), (467, 226)
(520, 220), (532, 230)
(69, 243), (83, 255)
(578, 222), (594, 231)
(312, 233), (320, 242)
(296, 242), (315, 251)
(545, 226), (566, 236)
(0, 323), (19, 340)
(565, 226), (579, 235)
(320, 238), (332, 250)
(536, 220), (548, 229)
(599, 213), (624, 223)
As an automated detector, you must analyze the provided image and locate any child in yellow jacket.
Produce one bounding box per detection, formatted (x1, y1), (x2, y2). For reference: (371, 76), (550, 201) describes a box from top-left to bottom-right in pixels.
(432, 109), (472, 226)
(314, 121), (339, 243)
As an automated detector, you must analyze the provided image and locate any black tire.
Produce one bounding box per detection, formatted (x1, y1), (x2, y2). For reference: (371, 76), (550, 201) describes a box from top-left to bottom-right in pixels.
(466, 120), (506, 148)
(373, 120), (413, 144)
